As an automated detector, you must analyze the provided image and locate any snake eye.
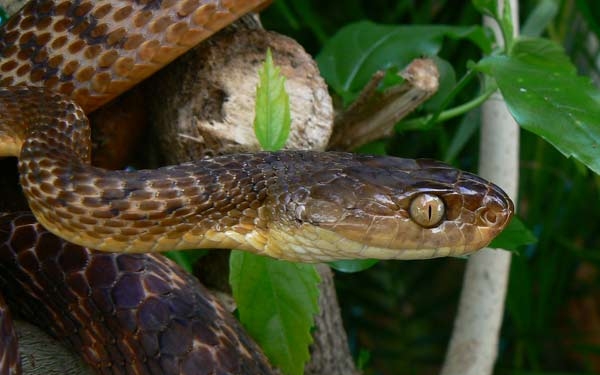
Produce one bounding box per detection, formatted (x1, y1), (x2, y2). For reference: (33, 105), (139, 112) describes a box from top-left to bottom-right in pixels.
(409, 193), (445, 228)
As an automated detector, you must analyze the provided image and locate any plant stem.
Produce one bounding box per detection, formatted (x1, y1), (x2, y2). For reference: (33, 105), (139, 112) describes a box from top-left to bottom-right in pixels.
(398, 86), (495, 131)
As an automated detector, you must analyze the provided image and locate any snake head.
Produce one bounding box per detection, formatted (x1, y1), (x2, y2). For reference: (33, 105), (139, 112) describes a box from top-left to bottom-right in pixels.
(267, 152), (514, 262)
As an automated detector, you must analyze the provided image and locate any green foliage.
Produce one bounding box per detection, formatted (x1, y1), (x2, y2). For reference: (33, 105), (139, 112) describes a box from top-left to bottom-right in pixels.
(254, 49), (291, 151)
(471, 0), (497, 16)
(477, 38), (600, 175)
(316, 22), (491, 104)
(230, 251), (320, 375)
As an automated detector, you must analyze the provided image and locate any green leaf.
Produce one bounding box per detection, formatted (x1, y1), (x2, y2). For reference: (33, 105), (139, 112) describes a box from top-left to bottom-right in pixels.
(521, 0), (559, 37)
(254, 49), (291, 151)
(421, 56), (457, 112)
(488, 217), (537, 252)
(316, 21), (492, 104)
(476, 38), (600, 175)
(510, 38), (575, 72)
(472, 0), (498, 18)
(230, 252), (320, 375)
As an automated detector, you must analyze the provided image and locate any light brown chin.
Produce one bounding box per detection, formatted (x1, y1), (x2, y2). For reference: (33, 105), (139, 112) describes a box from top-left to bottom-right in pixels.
(258, 223), (493, 263)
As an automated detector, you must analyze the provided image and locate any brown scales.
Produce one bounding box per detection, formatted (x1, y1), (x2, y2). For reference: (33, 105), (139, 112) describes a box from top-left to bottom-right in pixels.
(0, 212), (275, 374)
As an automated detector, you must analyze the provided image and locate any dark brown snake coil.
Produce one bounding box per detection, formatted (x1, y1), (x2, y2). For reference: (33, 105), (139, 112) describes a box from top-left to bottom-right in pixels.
(0, 212), (275, 375)
(0, 0), (514, 374)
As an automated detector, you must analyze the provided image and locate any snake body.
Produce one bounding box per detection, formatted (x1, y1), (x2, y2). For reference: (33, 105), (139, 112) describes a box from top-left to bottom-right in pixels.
(0, 212), (275, 375)
(0, 83), (513, 262)
(0, 0), (514, 373)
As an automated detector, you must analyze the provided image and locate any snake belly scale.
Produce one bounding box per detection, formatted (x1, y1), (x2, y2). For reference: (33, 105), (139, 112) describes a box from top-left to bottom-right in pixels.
(0, 0), (514, 374)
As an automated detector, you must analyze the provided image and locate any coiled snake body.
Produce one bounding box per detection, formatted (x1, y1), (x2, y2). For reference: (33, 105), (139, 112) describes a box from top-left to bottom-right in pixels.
(0, 0), (514, 374)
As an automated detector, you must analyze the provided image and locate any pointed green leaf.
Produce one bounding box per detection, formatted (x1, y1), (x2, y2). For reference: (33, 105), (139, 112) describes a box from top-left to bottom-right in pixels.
(476, 38), (600, 175)
(254, 49), (291, 151)
(230, 252), (320, 375)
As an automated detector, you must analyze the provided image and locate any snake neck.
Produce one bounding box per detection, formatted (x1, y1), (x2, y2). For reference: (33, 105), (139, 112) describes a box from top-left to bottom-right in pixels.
(18, 148), (351, 261)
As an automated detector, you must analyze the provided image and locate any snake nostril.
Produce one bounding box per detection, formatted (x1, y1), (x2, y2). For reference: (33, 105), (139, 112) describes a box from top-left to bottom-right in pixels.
(480, 208), (500, 226)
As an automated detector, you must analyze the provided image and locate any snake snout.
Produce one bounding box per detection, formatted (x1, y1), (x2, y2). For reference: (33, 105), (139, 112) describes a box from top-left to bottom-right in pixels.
(479, 193), (513, 228)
